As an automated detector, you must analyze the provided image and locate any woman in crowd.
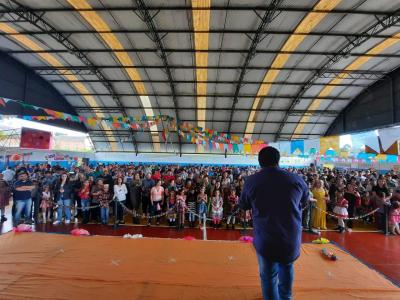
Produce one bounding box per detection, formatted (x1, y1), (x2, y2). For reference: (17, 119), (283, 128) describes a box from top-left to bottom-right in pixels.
(149, 180), (164, 226)
(226, 189), (239, 230)
(166, 189), (177, 226)
(211, 190), (223, 229)
(311, 179), (328, 230)
(90, 179), (104, 223)
(176, 189), (186, 230)
(129, 173), (142, 224)
(73, 172), (87, 219)
(185, 179), (197, 227)
(114, 177), (128, 224)
(53, 173), (74, 225)
(344, 183), (361, 229)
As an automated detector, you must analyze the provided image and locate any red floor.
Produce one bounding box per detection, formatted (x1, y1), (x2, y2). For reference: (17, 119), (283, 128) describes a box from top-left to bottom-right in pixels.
(1, 208), (399, 287)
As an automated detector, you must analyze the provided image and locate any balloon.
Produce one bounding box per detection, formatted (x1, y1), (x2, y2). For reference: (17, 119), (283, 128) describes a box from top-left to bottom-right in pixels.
(10, 154), (21, 161)
(13, 224), (33, 232)
(70, 228), (90, 236)
(239, 235), (254, 243)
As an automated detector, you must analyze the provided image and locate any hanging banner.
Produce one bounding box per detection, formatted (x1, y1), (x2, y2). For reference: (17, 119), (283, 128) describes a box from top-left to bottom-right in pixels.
(320, 135), (340, 156)
(0, 97), (176, 131)
(20, 128), (52, 150)
(351, 131), (380, 154)
(290, 140), (304, 155)
(278, 141), (291, 157)
(378, 127), (399, 153)
(304, 138), (320, 156)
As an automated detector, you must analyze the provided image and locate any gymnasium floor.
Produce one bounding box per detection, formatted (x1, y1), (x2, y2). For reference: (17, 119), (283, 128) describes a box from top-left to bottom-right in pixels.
(1, 205), (399, 287)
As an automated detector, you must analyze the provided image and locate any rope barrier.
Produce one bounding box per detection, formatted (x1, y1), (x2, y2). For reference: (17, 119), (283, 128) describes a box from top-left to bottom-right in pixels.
(314, 206), (380, 220)
(52, 200), (379, 224)
(118, 201), (176, 219)
(52, 204), (100, 210)
(123, 201), (308, 222)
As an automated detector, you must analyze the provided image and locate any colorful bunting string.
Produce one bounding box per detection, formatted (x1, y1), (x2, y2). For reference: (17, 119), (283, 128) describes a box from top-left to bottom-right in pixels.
(0, 97), (176, 132)
(179, 122), (265, 145)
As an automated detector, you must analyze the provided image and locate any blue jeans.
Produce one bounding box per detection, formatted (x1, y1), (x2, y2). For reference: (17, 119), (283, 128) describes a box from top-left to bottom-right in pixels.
(198, 202), (207, 223)
(14, 198), (32, 225)
(81, 199), (90, 212)
(57, 199), (71, 222)
(257, 253), (294, 300)
(101, 207), (109, 223)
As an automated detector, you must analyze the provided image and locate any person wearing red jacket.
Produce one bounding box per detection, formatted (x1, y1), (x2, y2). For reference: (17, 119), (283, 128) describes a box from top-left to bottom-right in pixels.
(78, 180), (91, 224)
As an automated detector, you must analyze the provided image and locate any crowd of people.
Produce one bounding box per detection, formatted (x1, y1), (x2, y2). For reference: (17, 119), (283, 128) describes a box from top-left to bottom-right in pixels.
(0, 162), (399, 234)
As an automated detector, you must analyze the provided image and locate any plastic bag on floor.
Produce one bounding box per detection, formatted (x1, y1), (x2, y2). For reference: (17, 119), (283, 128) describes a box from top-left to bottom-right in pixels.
(239, 235), (253, 243)
(13, 224), (33, 233)
(123, 233), (143, 239)
(70, 228), (90, 236)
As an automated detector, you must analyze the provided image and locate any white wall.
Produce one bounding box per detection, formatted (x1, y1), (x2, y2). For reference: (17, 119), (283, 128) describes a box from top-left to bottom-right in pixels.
(94, 152), (312, 167)
(1, 149), (311, 167)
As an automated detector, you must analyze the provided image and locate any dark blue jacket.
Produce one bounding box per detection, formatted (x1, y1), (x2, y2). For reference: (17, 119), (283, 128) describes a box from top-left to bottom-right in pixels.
(13, 180), (33, 201)
(239, 167), (309, 263)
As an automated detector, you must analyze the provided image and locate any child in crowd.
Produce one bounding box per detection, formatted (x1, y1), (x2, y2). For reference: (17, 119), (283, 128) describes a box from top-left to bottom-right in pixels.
(176, 189), (187, 230)
(211, 190), (223, 229)
(167, 190), (176, 226)
(98, 184), (113, 225)
(197, 186), (208, 228)
(333, 191), (349, 233)
(241, 209), (252, 229)
(40, 185), (52, 223)
(78, 180), (91, 224)
(226, 189), (239, 229)
(389, 201), (400, 235)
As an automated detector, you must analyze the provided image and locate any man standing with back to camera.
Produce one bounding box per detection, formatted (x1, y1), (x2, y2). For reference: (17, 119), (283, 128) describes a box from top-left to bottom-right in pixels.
(239, 147), (309, 300)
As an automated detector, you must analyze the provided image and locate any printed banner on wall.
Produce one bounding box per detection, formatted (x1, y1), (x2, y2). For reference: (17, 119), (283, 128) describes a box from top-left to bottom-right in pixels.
(351, 131), (379, 154)
(290, 140), (304, 155)
(278, 141), (291, 157)
(19, 128), (52, 150)
(378, 127), (399, 153)
(304, 138), (320, 155)
(320, 135), (340, 156)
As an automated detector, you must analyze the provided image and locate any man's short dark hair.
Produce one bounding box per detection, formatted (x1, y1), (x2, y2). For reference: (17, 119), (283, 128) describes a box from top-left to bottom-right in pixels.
(258, 146), (280, 167)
